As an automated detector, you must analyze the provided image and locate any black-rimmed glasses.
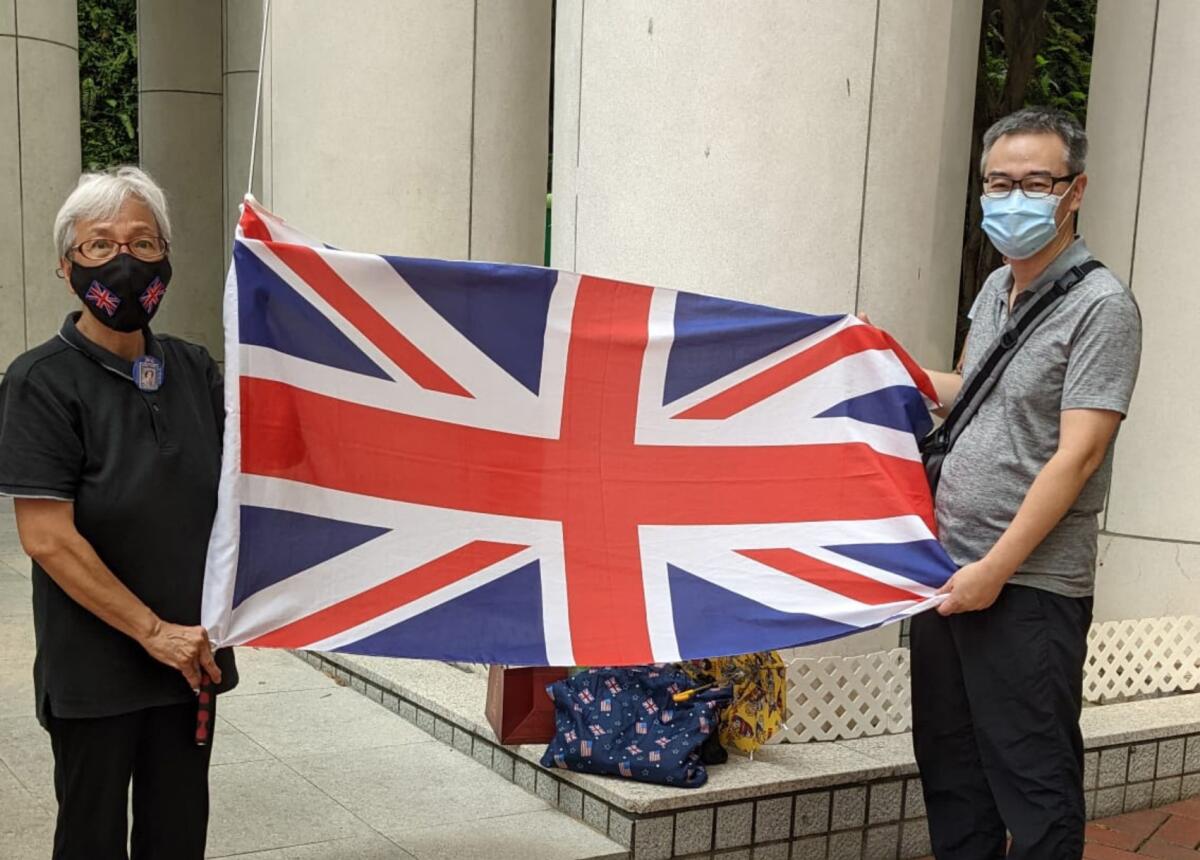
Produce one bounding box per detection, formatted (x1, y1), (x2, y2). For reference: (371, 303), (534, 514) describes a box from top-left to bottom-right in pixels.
(982, 172), (1079, 199)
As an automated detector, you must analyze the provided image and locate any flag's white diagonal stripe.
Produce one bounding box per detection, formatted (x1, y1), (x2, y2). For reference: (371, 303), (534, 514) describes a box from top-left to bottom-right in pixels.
(240, 344), (562, 437)
(652, 312), (856, 418)
(305, 546), (543, 652)
(323, 252), (542, 411)
(225, 476), (565, 644)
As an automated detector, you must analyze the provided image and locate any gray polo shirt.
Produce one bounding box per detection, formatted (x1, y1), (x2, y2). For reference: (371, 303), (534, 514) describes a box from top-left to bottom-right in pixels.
(935, 238), (1141, 597)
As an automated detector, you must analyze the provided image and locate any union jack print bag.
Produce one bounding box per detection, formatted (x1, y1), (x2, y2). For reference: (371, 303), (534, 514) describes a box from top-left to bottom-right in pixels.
(541, 666), (731, 788)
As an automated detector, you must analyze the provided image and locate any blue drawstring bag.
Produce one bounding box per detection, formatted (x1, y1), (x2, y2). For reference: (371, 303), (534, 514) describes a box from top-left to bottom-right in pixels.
(540, 666), (730, 788)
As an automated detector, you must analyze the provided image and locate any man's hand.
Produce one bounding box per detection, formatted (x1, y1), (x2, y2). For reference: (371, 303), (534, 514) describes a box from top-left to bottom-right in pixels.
(936, 559), (1012, 616)
(141, 621), (222, 690)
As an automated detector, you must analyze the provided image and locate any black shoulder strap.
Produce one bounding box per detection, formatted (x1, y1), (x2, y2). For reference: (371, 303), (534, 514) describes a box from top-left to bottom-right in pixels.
(923, 259), (1105, 457)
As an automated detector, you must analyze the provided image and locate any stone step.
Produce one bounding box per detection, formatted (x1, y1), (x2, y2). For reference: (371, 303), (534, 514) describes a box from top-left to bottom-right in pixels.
(311, 650), (1200, 860)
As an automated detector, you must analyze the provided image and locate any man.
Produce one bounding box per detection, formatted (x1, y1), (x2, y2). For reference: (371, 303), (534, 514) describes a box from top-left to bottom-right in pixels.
(898, 107), (1141, 858)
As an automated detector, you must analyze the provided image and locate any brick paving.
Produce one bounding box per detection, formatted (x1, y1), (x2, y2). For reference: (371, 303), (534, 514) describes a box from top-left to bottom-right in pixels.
(912, 798), (1200, 859)
(1083, 799), (1200, 858)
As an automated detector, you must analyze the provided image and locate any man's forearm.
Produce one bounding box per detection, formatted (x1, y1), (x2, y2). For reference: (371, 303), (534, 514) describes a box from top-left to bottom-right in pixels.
(982, 451), (1099, 578)
(924, 369), (963, 416)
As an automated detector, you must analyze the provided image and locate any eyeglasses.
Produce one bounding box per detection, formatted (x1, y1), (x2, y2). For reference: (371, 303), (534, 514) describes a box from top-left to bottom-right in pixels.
(982, 172), (1078, 199)
(70, 236), (170, 264)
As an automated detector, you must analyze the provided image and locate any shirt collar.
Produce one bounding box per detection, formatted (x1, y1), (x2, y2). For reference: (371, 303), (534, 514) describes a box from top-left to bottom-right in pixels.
(57, 313), (165, 384)
(997, 236), (1094, 308)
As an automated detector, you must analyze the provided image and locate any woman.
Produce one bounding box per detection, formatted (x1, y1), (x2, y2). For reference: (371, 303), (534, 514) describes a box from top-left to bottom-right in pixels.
(0, 166), (237, 859)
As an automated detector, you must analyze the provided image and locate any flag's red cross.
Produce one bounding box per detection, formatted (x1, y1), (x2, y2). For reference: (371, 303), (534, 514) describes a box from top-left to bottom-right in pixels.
(139, 278), (167, 312)
(242, 241), (932, 664)
(86, 282), (120, 316)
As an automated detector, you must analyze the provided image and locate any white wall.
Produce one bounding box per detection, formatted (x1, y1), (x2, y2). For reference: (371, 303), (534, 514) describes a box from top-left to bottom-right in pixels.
(137, 0), (225, 354)
(0, 0), (81, 371)
(551, 0), (981, 371)
(258, 0), (551, 264)
(1085, 0), (1200, 621)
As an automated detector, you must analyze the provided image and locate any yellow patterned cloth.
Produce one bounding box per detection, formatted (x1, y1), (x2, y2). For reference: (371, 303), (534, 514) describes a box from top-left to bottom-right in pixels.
(683, 651), (788, 754)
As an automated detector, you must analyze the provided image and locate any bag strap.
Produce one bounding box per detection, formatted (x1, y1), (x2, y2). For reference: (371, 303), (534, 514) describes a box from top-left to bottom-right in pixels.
(925, 258), (1105, 457)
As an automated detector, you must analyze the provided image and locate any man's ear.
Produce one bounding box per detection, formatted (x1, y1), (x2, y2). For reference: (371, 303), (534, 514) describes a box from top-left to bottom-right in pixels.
(1068, 173), (1088, 214)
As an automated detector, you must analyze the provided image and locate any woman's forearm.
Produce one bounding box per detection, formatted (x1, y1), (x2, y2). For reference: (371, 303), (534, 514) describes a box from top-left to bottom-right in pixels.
(15, 500), (159, 644)
(15, 498), (223, 687)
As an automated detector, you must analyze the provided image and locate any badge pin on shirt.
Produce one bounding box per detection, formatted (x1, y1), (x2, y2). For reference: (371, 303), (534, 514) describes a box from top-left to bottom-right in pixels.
(133, 355), (164, 392)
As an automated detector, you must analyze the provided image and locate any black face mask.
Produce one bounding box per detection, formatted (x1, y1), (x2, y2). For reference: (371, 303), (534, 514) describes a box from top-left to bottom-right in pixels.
(69, 254), (173, 333)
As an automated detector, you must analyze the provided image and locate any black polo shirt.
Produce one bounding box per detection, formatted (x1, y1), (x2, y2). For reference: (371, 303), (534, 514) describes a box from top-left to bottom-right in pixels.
(0, 314), (237, 725)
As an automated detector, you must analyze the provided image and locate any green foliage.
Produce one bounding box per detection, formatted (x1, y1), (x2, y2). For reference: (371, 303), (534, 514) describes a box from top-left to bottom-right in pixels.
(78, 0), (138, 170)
(1031, 0), (1095, 123)
(980, 0), (1096, 125)
(956, 0), (1097, 354)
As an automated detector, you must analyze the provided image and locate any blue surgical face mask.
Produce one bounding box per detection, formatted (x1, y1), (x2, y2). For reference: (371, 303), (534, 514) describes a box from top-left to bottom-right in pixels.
(980, 180), (1075, 260)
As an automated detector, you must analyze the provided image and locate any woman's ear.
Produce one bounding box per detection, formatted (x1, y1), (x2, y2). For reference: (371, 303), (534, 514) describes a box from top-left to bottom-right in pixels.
(58, 258), (73, 296)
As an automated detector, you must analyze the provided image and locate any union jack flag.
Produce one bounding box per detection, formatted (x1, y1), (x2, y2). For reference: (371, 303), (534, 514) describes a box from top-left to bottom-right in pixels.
(655, 737), (671, 748)
(85, 282), (120, 316)
(563, 730), (577, 743)
(577, 690), (594, 705)
(605, 678), (623, 695)
(201, 199), (954, 664)
(139, 277), (167, 312)
(588, 724), (607, 737)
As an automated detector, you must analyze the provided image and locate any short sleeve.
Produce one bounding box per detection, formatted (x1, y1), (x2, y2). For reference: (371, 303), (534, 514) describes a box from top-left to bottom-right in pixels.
(1061, 292), (1142, 415)
(204, 354), (226, 441)
(966, 288), (985, 322)
(0, 369), (84, 500)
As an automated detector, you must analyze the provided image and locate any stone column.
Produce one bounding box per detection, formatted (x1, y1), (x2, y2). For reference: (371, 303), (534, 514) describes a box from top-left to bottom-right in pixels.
(136, 0), (224, 353)
(222, 0), (261, 262)
(552, 0), (982, 370)
(0, 0), (81, 371)
(1083, 0), (1200, 620)
(258, 0), (552, 263)
(552, 1), (982, 655)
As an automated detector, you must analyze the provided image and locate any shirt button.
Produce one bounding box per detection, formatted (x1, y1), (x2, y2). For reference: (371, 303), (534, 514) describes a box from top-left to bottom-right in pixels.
(152, 403), (161, 412)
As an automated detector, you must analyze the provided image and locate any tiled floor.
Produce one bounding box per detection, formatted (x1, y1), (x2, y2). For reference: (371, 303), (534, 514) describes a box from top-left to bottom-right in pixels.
(913, 797), (1200, 859)
(0, 499), (625, 860)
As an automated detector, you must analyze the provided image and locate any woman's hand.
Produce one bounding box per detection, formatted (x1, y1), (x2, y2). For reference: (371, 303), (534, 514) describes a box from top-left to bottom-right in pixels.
(141, 620), (222, 690)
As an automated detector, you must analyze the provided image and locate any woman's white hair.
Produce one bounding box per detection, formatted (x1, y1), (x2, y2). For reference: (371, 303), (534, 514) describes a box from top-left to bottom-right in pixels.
(53, 166), (172, 259)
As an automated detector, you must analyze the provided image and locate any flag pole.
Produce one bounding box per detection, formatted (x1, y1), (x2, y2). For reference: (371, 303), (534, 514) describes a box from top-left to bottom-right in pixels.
(246, 0), (272, 200)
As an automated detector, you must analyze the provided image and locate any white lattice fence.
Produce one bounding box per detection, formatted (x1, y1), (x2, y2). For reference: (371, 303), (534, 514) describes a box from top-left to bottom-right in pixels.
(1084, 615), (1200, 703)
(772, 616), (1200, 743)
(773, 648), (912, 743)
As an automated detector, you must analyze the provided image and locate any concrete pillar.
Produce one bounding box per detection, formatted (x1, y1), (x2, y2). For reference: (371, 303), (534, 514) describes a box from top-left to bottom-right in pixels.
(258, 0), (552, 263)
(136, 0), (224, 354)
(552, 0), (982, 371)
(1084, 0), (1200, 620)
(222, 0), (261, 262)
(0, 0), (81, 371)
(552, 1), (981, 655)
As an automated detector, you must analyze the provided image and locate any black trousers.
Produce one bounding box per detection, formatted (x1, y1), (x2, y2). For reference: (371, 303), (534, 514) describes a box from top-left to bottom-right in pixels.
(910, 584), (1092, 860)
(47, 701), (213, 860)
